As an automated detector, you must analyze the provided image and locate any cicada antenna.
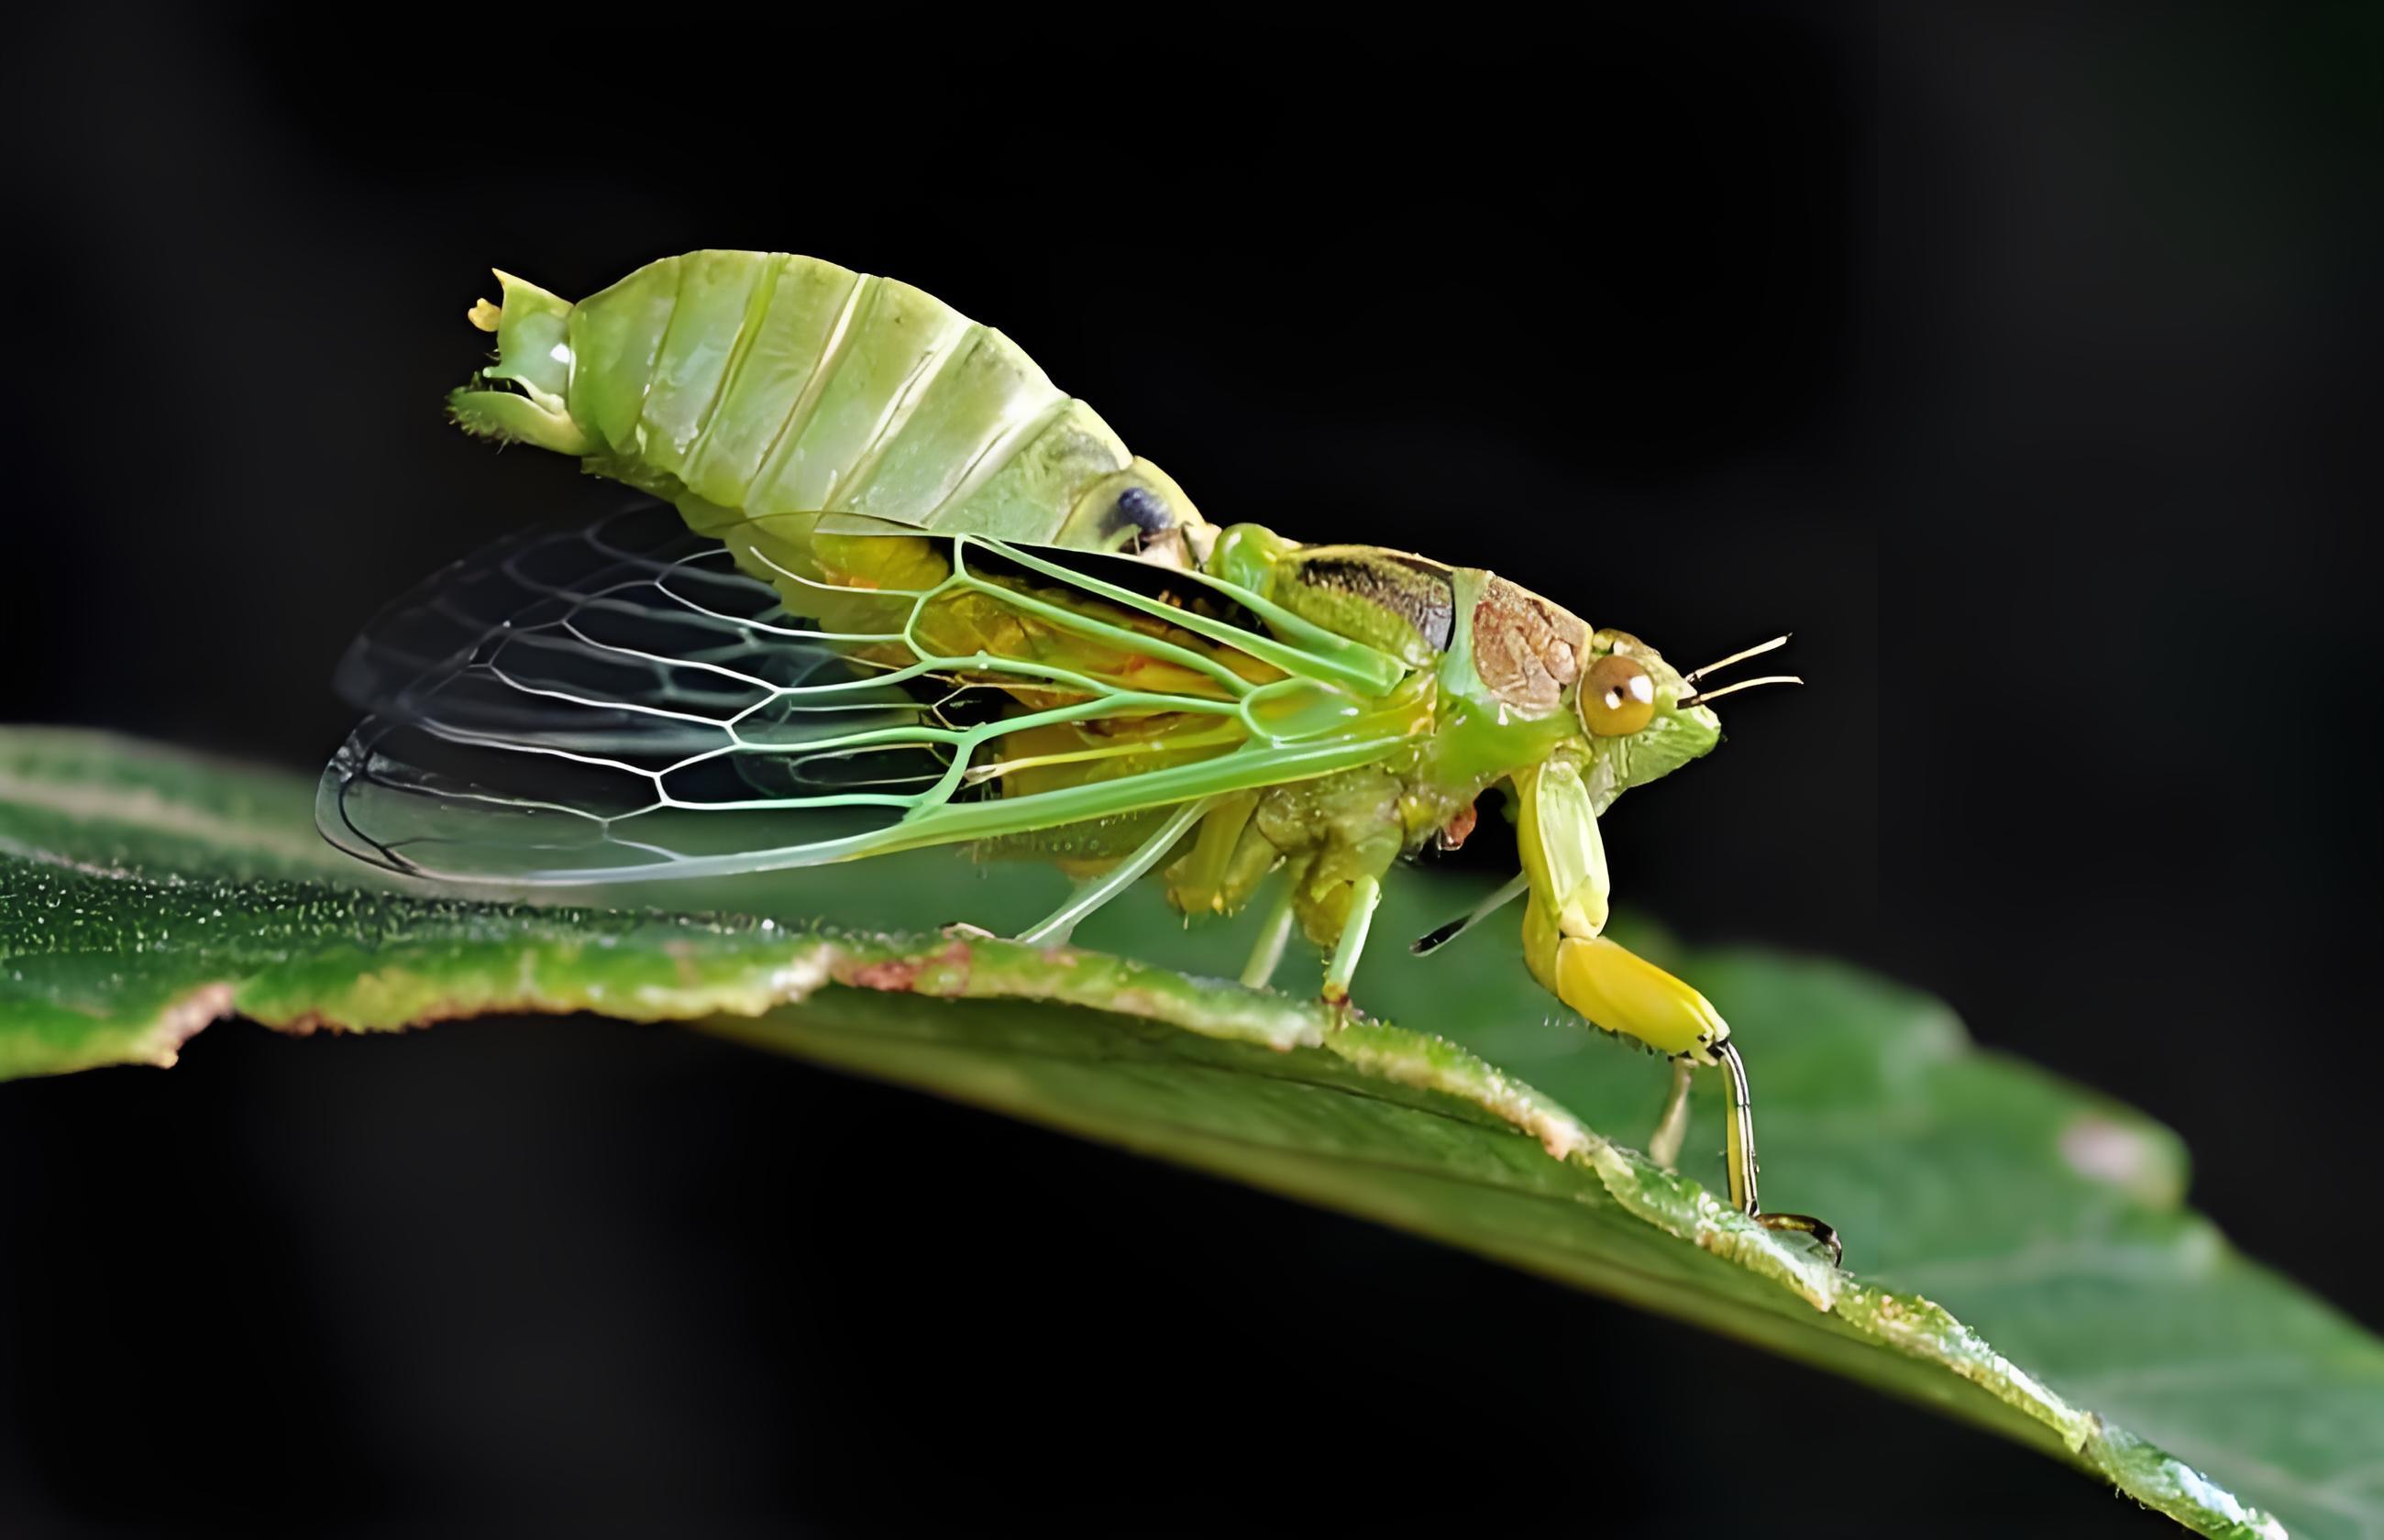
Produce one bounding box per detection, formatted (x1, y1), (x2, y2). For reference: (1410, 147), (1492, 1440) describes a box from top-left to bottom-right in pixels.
(1677, 675), (1803, 710)
(1683, 633), (1792, 684)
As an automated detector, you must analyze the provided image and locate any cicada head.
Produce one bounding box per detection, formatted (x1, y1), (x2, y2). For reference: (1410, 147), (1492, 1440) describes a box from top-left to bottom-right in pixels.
(1571, 629), (1725, 808)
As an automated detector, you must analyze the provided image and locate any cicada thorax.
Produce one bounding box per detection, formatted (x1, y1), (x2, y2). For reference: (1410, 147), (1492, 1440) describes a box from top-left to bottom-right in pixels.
(1205, 525), (1458, 670)
(454, 252), (1215, 569)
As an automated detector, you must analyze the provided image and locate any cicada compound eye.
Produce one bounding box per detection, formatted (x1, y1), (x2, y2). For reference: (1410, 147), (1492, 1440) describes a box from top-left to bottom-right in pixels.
(1580, 654), (1657, 737)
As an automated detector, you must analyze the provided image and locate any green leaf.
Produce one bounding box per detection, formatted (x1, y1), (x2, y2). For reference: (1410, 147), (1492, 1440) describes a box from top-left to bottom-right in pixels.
(3, 727), (2376, 1538)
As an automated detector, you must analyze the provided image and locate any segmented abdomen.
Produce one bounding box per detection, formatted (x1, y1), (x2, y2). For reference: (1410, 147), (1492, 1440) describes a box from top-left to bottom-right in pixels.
(463, 251), (1207, 563)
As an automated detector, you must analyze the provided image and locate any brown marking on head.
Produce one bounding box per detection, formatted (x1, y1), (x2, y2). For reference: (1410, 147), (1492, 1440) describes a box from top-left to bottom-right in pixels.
(1436, 800), (1479, 852)
(1471, 578), (1589, 715)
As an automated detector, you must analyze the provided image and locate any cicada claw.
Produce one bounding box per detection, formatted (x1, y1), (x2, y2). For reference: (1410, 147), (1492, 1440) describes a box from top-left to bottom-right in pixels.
(1716, 1040), (1844, 1267)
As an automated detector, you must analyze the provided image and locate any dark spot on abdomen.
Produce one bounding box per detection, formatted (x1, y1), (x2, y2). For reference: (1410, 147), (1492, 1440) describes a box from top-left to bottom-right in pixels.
(1109, 486), (1173, 534)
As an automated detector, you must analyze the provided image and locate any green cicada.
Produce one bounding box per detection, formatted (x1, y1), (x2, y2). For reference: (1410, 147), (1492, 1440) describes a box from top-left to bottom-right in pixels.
(323, 248), (1834, 1260)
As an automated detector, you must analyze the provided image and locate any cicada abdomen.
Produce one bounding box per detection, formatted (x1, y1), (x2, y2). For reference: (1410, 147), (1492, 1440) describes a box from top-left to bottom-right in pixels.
(449, 250), (1212, 589)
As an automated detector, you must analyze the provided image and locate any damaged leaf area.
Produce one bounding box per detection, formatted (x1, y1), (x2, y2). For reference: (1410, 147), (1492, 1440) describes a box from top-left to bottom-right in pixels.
(4, 728), (2378, 1539)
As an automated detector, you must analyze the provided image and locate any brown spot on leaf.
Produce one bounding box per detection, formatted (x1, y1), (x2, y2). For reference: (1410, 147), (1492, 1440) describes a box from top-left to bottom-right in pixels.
(846, 957), (926, 990)
(844, 940), (975, 994)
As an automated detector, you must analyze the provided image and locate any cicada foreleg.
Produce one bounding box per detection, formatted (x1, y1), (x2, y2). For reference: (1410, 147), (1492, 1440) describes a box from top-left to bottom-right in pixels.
(1515, 760), (1841, 1266)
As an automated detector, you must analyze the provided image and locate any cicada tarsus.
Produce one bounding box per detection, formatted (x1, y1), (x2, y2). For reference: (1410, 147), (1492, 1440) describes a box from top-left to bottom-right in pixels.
(321, 249), (1836, 1261)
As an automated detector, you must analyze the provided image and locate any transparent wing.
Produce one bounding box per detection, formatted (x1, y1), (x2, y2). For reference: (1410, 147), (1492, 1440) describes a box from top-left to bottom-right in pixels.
(319, 503), (1414, 885)
(320, 503), (955, 880)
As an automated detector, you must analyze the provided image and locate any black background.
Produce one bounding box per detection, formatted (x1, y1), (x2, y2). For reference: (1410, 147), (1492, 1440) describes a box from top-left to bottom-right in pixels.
(1, 5), (2375, 1535)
